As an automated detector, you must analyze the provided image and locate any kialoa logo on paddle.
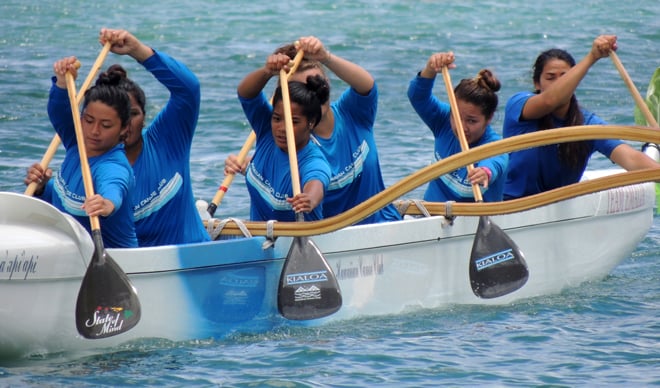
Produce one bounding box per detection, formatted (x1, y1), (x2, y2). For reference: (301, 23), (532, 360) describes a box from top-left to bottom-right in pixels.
(474, 248), (516, 271)
(286, 270), (329, 302)
(469, 216), (529, 299)
(278, 236), (342, 321)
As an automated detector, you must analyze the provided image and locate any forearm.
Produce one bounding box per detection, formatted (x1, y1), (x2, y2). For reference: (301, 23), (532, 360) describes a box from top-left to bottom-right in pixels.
(237, 67), (274, 99)
(419, 67), (437, 79)
(323, 53), (374, 95)
(610, 144), (660, 171)
(545, 54), (596, 106)
(303, 180), (325, 211)
(130, 42), (154, 63)
(144, 51), (200, 140)
(481, 153), (509, 182)
(83, 194), (117, 218)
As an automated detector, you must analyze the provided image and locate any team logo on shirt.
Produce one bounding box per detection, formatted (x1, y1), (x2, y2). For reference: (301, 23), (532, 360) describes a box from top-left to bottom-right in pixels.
(328, 141), (368, 190)
(133, 173), (183, 220)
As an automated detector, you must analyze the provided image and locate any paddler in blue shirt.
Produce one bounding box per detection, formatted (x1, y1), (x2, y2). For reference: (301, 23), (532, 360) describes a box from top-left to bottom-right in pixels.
(226, 36), (402, 225)
(503, 34), (660, 199)
(32, 57), (137, 248)
(407, 51), (508, 202)
(27, 28), (210, 247)
(235, 53), (331, 222)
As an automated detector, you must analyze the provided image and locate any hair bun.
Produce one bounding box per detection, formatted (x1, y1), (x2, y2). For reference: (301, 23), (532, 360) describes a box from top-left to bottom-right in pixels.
(96, 64), (128, 87)
(475, 69), (501, 93)
(305, 74), (330, 105)
(106, 64), (128, 79)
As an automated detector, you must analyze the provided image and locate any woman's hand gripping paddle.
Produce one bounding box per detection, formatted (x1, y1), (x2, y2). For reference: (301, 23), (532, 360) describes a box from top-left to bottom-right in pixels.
(65, 68), (141, 339)
(277, 69), (342, 320)
(441, 66), (528, 298)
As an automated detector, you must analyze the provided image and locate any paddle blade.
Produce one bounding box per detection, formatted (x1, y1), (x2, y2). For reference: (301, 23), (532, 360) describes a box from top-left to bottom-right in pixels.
(469, 216), (528, 299)
(76, 231), (141, 339)
(278, 236), (342, 320)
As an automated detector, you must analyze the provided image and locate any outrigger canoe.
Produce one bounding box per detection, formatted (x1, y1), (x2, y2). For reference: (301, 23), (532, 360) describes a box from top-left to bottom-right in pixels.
(0, 125), (658, 359)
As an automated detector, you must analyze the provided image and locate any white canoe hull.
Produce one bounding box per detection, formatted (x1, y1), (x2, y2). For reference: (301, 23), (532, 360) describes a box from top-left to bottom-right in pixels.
(0, 175), (655, 359)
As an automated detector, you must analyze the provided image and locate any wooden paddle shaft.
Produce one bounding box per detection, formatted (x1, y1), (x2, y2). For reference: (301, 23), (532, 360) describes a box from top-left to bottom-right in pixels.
(441, 66), (483, 201)
(24, 136), (60, 196)
(287, 46), (305, 76)
(280, 68), (302, 196)
(25, 43), (112, 196)
(209, 48), (306, 211)
(65, 71), (101, 231)
(610, 51), (660, 128)
(79, 42), (112, 103)
(209, 131), (256, 207)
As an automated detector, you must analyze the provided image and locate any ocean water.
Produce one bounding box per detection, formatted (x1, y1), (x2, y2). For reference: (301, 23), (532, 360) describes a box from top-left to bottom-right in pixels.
(1, 0), (659, 386)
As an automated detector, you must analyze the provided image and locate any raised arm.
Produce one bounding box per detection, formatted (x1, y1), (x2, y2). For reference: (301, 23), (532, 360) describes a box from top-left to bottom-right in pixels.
(521, 35), (617, 120)
(100, 28), (200, 154)
(297, 36), (374, 95)
(609, 143), (660, 173)
(48, 57), (80, 150)
(99, 28), (154, 63)
(237, 53), (295, 99)
(419, 51), (456, 79)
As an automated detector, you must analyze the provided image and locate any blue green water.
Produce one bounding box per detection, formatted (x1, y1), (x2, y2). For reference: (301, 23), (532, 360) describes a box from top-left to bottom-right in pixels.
(1, 0), (659, 385)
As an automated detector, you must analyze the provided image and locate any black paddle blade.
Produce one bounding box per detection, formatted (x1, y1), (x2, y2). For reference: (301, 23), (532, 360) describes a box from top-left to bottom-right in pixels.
(76, 231), (141, 339)
(470, 216), (529, 299)
(278, 236), (342, 320)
